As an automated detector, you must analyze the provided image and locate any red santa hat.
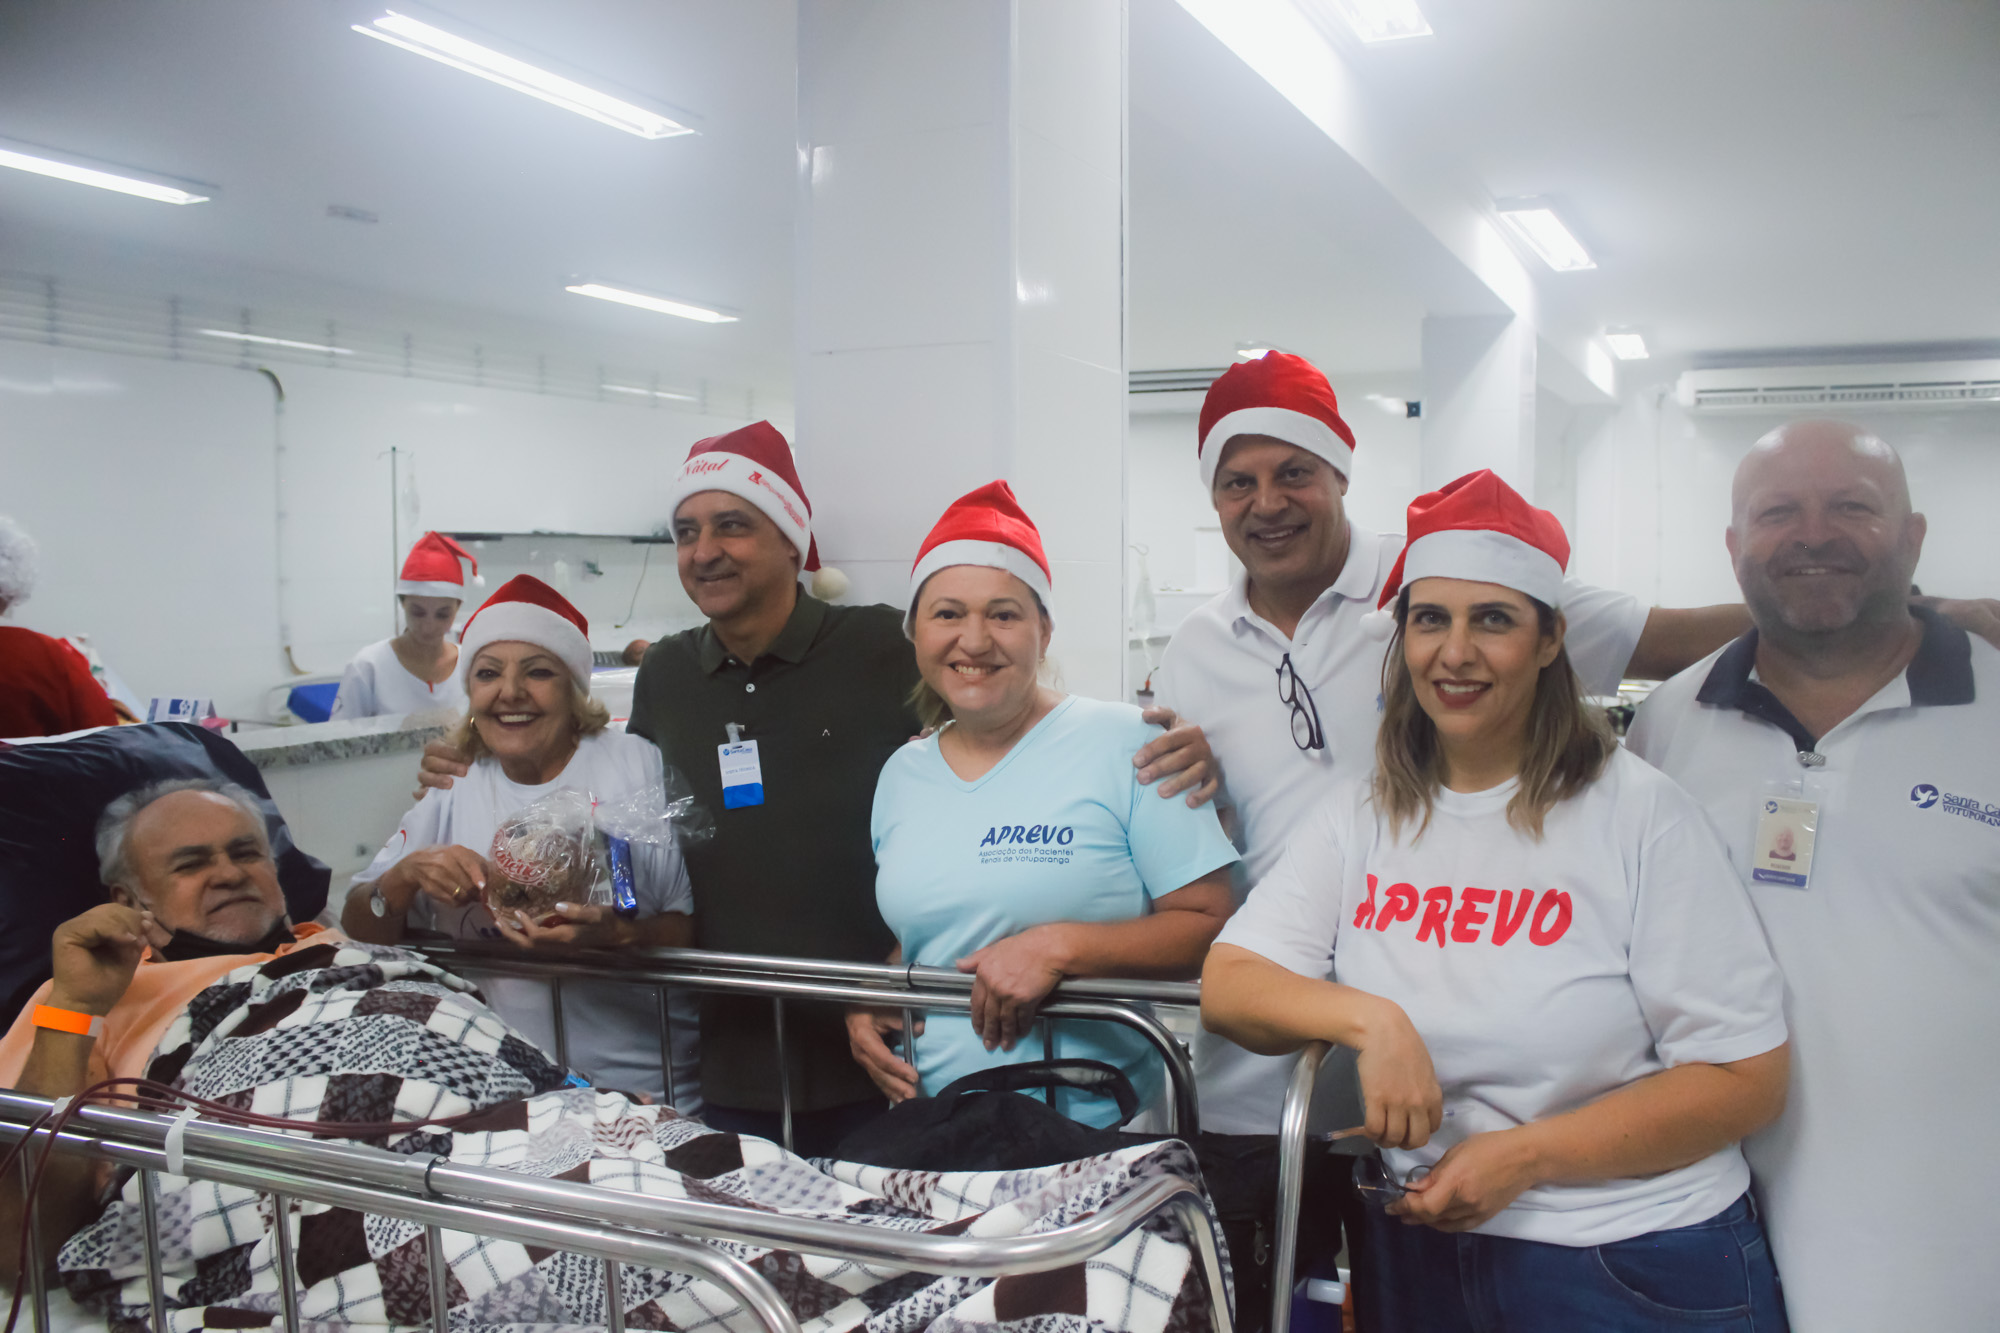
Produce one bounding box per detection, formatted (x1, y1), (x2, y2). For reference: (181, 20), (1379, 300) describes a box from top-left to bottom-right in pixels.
(1365, 469), (1569, 638)
(396, 531), (481, 598)
(457, 575), (593, 688)
(1198, 352), (1357, 487)
(906, 481), (1052, 637)
(666, 421), (849, 599)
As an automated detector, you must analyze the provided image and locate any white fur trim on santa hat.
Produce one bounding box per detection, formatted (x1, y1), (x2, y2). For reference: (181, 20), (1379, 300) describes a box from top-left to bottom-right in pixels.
(904, 539), (1054, 638)
(669, 451), (812, 567)
(1199, 406), (1354, 486)
(458, 602), (593, 689)
(396, 580), (470, 599)
(1401, 528), (1565, 609)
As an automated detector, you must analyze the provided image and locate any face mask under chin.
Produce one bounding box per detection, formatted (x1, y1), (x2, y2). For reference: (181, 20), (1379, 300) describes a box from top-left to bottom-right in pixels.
(155, 916), (294, 963)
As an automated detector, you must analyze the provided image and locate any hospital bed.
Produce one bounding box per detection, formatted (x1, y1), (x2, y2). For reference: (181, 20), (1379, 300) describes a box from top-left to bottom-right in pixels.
(0, 949), (1228, 1333)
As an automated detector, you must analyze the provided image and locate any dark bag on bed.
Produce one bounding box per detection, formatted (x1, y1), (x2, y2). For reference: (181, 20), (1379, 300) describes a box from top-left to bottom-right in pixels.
(834, 1058), (1170, 1171)
(0, 722), (331, 1024)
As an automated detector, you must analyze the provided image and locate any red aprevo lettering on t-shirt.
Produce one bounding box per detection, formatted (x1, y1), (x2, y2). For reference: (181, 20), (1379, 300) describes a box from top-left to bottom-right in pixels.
(1352, 872), (1570, 947)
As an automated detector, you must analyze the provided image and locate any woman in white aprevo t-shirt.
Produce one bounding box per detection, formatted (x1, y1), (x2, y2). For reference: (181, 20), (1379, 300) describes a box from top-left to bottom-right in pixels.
(1203, 471), (1792, 1332)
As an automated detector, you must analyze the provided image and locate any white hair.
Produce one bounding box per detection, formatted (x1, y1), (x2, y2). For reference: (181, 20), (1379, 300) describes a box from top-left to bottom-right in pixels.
(0, 516), (36, 612)
(95, 778), (271, 893)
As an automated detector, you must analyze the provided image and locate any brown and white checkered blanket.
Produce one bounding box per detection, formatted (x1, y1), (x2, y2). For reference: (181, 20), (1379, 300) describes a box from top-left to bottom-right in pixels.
(58, 943), (1221, 1333)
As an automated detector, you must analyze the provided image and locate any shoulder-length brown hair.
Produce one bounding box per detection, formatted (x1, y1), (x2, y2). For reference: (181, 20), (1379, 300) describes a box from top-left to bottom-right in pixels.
(1372, 588), (1614, 841)
(448, 675), (610, 762)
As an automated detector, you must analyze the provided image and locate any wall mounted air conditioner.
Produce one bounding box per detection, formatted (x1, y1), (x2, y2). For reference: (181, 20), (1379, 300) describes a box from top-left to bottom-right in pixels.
(1676, 361), (2000, 413)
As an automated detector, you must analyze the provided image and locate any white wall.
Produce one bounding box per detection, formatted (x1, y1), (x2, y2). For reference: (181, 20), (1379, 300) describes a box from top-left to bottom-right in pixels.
(1572, 383), (2000, 609)
(1, 342), (776, 718)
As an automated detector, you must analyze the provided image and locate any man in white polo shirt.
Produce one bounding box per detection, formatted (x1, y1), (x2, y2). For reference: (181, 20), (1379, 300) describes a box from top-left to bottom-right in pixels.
(1145, 352), (1751, 1327)
(1627, 420), (1999, 1333)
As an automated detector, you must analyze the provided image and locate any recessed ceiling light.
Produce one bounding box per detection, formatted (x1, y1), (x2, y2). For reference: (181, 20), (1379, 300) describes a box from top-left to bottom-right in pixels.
(566, 282), (738, 324)
(1321, 0), (1433, 43)
(601, 383), (698, 402)
(0, 139), (213, 205)
(1493, 199), (1596, 272)
(1604, 331), (1649, 361)
(198, 329), (353, 355)
(352, 11), (694, 140)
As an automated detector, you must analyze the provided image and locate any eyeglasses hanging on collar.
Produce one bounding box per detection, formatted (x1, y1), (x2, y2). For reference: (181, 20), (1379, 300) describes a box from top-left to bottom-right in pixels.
(1276, 653), (1326, 752)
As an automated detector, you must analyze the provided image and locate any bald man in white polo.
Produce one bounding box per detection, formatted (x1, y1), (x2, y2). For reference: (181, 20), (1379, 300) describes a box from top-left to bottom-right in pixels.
(1628, 420), (2000, 1333)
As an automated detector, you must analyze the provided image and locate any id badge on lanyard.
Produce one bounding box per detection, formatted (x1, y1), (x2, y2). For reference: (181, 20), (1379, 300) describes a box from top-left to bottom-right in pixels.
(1751, 774), (1820, 889)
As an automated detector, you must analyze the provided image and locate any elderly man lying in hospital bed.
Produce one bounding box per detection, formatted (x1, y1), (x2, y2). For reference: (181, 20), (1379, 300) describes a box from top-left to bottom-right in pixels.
(0, 779), (1214, 1333)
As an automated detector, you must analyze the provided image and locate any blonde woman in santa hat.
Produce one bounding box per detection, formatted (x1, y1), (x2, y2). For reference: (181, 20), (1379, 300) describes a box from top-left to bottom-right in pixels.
(329, 531), (479, 720)
(1203, 472), (1792, 1330)
(849, 482), (1239, 1127)
(342, 575), (701, 1109)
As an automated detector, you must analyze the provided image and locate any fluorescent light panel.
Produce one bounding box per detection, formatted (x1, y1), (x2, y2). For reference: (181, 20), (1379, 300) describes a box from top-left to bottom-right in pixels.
(1494, 203), (1596, 272)
(1326, 0), (1432, 43)
(566, 282), (737, 324)
(0, 142), (211, 205)
(353, 11), (692, 140)
(602, 383), (697, 402)
(1604, 332), (1649, 361)
(198, 329), (353, 355)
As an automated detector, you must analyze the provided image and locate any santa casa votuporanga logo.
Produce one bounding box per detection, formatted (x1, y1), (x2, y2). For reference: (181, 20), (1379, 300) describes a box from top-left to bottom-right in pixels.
(1912, 782), (2000, 828)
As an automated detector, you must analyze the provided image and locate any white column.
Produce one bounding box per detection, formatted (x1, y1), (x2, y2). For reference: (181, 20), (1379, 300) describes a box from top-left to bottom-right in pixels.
(794, 1), (1129, 700)
(1418, 314), (1538, 497)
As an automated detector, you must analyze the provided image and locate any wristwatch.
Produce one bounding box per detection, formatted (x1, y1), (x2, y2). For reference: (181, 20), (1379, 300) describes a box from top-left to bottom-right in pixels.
(369, 883), (390, 918)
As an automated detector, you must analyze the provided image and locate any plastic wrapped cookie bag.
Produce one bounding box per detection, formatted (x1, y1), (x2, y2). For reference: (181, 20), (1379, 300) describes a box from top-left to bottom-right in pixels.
(486, 787), (602, 922)
(591, 766), (715, 916)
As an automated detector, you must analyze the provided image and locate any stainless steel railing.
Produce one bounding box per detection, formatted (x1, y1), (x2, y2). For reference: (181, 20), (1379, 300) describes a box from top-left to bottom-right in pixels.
(0, 1089), (1233, 1333)
(412, 943), (1205, 1147)
(1269, 1041), (1365, 1333)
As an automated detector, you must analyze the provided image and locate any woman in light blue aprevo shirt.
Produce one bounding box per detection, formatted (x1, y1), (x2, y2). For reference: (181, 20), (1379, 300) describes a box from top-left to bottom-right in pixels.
(848, 481), (1238, 1127)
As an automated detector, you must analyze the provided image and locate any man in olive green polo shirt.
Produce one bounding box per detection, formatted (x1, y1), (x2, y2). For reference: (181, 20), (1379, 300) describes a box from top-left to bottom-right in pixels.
(426, 422), (1218, 1152)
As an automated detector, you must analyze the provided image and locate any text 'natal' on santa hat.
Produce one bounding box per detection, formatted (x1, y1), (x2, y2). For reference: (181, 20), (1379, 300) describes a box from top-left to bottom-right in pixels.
(1197, 351), (1357, 488)
(458, 575), (593, 688)
(1364, 469), (1570, 639)
(665, 420), (848, 599)
(396, 531), (481, 598)
(905, 480), (1052, 637)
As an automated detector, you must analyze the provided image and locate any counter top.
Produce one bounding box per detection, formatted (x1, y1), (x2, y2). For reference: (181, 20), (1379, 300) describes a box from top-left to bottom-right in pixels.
(229, 711), (454, 771)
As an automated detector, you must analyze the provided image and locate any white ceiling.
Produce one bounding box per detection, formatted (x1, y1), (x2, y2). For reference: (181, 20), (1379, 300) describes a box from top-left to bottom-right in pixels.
(0, 0), (799, 393)
(0, 0), (1994, 397)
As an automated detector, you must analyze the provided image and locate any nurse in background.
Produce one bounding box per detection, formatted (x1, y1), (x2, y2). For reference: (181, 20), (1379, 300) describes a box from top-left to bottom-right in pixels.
(849, 482), (1236, 1126)
(1204, 472), (1792, 1331)
(331, 531), (477, 720)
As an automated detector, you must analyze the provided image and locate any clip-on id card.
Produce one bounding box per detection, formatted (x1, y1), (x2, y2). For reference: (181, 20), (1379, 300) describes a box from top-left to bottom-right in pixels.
(1751, 793), (1818, 888)
(719, 738), (764, 809)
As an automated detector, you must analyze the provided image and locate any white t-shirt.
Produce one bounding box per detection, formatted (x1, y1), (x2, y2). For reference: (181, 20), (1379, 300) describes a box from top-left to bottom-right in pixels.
(1156, 526), (1651, 1133)
(330, 637), (467, 721)
(351, 730), (700, 1109)
(1215, 748), (1787, 1247)
(1627, 614), (2000, 1332)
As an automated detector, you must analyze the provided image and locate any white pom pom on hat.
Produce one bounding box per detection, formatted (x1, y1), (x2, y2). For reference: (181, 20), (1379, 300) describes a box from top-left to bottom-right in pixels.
(1361, 606), (1398, 641)
(810, 565), (850, 601)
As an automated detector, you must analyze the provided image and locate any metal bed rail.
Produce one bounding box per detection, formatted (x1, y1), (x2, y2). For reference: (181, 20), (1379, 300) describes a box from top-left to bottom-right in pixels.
(412, 943), (1205, 1146)
(0, 1090), (1232, 1333)
(1269, 1041), (1365, 1333)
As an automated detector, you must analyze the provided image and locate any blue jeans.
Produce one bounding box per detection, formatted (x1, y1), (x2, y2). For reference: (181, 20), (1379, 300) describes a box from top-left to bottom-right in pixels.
(1358, 1192), (1789, 1332)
